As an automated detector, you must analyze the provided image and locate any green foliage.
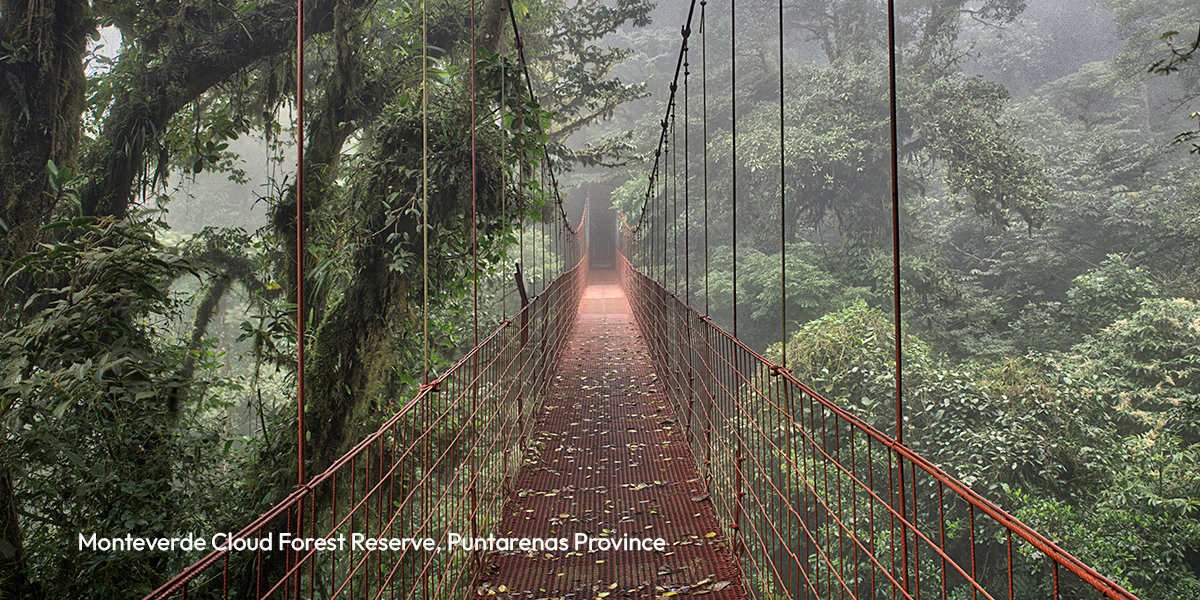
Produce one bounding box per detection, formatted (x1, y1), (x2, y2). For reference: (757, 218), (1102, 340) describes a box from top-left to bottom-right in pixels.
(1066, 255), (1159, 335)
(704, 243), (869, 347)
(1104, 0), (1200, 98)
(714, 62), (890, 237)
(772, 300), (1200, 596)
(516, 0), (653, 167)
(1076, 297), (1200, 438)
(0, 218), (243, 596)
(1101, 0), (1200, 155)
(913, 76), (1054, 229)
(769, 302), (901, 434)
(1010, 437), (1200, 599)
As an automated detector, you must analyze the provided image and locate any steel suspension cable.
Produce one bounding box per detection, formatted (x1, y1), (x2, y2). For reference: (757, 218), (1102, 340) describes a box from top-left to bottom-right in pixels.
(731, 0), (738, 338)
(422, 0), (430, 384)
(420, 11), (429, 597)
(502, 0), (581, 237)
(887, 0), (903, 451)
(627, 0), (697, 233)
(294, 0), (306, 490)
(663, 140), (669, 283)
(541, 162), (546, 292)
(683, 38), (690, 307)
(469, 0), (480, 568)
(653, 131), (659, 280)
(702, 0), (708, 315)
(471, 0), (478, 349)
(672, 98), (678, 294)
(500, 62), (507, 319)
(778, 0), (786, 367)
(887, 0), (911, 593)
(472, 0), (477, 348)
(516, 35), (525, 301)
(666, 115), (672, 286)
(660, 141), (665, 282)
(293, 2), (306, 593)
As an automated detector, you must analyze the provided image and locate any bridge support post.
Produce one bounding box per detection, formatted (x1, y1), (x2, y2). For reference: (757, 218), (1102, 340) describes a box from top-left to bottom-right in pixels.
(703, 324), (713, 486)
(515, 262), (529, 348)
(734, 373), (745, 561)
(470, 352), (480, 579)
(734, 457), (745, 559)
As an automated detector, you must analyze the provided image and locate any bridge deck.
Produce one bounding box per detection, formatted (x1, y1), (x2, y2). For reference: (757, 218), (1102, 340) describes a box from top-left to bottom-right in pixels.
(482, 271), (747, 599)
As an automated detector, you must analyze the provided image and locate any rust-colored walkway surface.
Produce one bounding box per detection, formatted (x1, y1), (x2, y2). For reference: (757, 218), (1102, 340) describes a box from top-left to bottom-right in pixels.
(482, 271), (747, 599)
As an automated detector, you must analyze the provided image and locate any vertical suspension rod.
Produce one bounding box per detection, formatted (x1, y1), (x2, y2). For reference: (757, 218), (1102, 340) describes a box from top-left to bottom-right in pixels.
(294, 0), (307, 593)
(469, 0), (480, 577)
(887, 0), (910, 595)
(701, 0), (708, 316)
(778, 0), (786, 366)
(730, 0), (737, 338)
(683, 36), (690, 307)
(631, 0), (698, 232)
(294, 0), (306, 491)
(422, 0), (430, 383)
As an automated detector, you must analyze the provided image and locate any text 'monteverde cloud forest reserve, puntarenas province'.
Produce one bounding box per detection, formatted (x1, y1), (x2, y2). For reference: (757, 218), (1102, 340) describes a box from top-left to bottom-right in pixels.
(1, 0), (1198, 598)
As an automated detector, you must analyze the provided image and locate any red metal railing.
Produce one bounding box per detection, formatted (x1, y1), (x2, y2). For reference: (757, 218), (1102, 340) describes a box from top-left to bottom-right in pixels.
(145, 244), (587, 600)
(617, 242), (1139, 600)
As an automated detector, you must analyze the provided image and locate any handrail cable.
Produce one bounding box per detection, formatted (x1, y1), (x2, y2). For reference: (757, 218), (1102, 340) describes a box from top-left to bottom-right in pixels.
(502, 0), (581, 236)
(626, 0), (698, 233)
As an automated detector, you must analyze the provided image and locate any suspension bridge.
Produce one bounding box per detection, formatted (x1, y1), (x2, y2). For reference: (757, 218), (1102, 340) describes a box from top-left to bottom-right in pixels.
(144, 0), (1143, 598)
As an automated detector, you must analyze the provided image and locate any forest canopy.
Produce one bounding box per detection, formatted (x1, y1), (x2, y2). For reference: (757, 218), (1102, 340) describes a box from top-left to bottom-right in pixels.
(1, 0), (1199, 597)
(0, 0), (647, 594)
(607, 0), (1200, 596)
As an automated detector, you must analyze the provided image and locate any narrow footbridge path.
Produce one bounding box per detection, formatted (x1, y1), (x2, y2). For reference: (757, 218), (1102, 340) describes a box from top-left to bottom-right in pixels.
(485, 272), (745, 598)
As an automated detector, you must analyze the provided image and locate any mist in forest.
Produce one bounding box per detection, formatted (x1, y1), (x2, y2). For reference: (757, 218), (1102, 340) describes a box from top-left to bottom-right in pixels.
(570, 1), (1200, 594)
(1, 0), (1198, 596)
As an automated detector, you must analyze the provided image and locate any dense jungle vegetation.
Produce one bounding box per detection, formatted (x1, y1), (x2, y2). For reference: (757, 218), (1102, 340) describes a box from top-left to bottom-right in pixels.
(0, 0), (1197, 596)
(607, 0), (1200, 597)
(0, 0), (648, 593)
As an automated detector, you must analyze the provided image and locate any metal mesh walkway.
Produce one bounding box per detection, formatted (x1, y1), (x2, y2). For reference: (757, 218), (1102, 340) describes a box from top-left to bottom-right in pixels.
(483, 270), (747, 599)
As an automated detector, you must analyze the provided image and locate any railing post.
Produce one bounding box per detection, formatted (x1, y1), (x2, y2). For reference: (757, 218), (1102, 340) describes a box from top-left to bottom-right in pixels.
(470, 351), (480, 578)
(733, 353), (745, 560)
(515, 262), (529, 349)
(686, 355), (695, 446)
(517, 393), (525, 447)
(704, 324), (713, 486)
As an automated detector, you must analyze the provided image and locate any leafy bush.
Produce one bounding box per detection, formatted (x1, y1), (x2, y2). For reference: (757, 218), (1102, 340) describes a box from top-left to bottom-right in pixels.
(0, 218), (242, 596)
(1076, 297), (1200, 438)
(1067, 256), (1160, 336)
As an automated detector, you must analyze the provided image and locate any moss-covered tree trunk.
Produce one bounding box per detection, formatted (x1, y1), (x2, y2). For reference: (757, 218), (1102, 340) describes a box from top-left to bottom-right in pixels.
(274, 0), (509, 481)
(0, 0), (90, 594)
(75, 0), (366, 220)
(0, 0), (89, 264)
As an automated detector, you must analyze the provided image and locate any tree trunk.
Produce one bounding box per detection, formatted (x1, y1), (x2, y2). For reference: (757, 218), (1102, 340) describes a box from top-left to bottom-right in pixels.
(0, 0), (90, 266)
(0, 0), (90, 593)
(76, 0), (364, 220)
